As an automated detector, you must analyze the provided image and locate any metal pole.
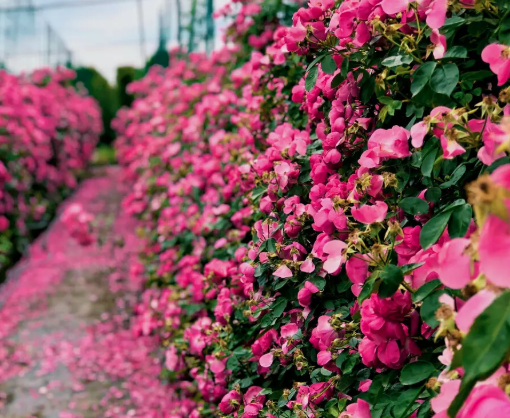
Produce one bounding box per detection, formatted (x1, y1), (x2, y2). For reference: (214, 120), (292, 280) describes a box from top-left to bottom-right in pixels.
(136, 0), (146, 63)
(188, 0), (197, 53)
(175, 0), (182, 51)
(47, 23), (51, 66)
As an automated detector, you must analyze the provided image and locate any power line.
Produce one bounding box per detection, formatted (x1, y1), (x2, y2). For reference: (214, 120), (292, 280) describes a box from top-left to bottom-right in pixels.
(0, 0), (153, 12)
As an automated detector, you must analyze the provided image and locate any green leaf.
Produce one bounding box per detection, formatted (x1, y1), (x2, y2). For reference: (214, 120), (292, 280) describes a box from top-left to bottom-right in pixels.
(463, 70), (494, 81)
(399, 197), (429, 215)
(448, 204), (472, 238)
(443, 46), (468, 59)
(417, 401), (431, 418)
(342, 353), (360, 374)
(331, 73), (344, 88)
(440, 164), (466, 188)
(400, 361), (436, 385)
(499, 16), (510, 45)
(335, 350), (348, 369)
(379, 96), (402, 116)
(425, 187), (441, 204)
(411, 62), (436, 96)
(271, 298), (288, 318)
(431, 64), (459, 97)
(306, 53), (327, 71)
(252, 185), (267, 202)
(358, 271), (379, 304)
(340, 58), (349, 78)
(413, 279), (442, 303)
(266, 238), (277, 253)
(305, 66), (319, 92)
(420, 290), (445, 327)
(360, 75), (375, 104)
(421, 137), (440, 177)
(420, 211), (453, 249)
(448, 291), (510, 417)
(308, 276), (326, 291)
(381, 53), (413, 68)
(401, 262), (425, 276)
(379, 265), (404, 298)
(321, 55), (337, 75)
(442, 16), (465, 28)
(488, 157), (510, 173)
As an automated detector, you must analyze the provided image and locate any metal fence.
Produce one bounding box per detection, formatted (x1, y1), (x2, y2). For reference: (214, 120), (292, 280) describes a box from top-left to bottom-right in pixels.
(0, 0), (72, 73)
(0, 0), (216, 75)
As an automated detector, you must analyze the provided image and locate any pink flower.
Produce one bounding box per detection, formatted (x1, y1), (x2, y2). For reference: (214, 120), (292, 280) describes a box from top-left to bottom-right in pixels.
(432, 381), (510, 418)
(340, 399), (372, 418)
(458, 384), (510, 418)
(430, 29), (446, 59)
(298, 281), (320, 307)
(482, 44), (510, 86)
(280, 323), (299, 338)
(436, 238), (471, 289)
(479, 215), (510, 288)
(219, 390), (242, 414)
(431, 379), (461, 416)
(352, 201), (388, 224)
(367, 126), (412, 159)
(322, 240), (347, 274)
(440, 133), (466, 159)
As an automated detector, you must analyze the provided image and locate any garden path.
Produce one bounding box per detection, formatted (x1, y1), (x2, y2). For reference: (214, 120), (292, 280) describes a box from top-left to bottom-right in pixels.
(0, 167), (172, 418)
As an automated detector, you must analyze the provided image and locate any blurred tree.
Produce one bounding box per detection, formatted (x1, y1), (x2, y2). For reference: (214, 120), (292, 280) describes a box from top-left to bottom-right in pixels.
(74, 67), (119, 144)
(116, 66), (136, 108)
(144, 13), (169, 72)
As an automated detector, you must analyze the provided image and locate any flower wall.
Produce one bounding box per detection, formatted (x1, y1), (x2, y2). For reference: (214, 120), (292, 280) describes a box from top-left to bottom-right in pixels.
(0, 67), (102, 270)
(114, 0), (510, 417)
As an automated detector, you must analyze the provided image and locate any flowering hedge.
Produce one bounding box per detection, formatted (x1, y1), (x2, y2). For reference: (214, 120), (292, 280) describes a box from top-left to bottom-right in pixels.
(0, 67), (102, 270)
(114, 0), (510, 417)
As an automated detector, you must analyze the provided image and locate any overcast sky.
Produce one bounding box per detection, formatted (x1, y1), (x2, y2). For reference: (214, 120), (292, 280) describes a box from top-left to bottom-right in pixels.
(0, 0), (230, 83)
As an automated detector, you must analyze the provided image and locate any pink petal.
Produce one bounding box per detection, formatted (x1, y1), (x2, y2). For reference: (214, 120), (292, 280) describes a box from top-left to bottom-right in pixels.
(426, 0), (447, 29)
(323, 240), (347, 256)
(351, 201), (388, 224)
(323, 256), (343, 274)
(437, 238), (471, 289)
(300, 258), (315, 273)
(259, 353), (274, 368)
(317, 350), (332, 366)
(479, 215), (510, 288)
(411, 121), (428, 148)
(346, 257), (369, 285)
(273, 265), (293, 278)
(456, 290), (496, 334)
(381, 0), (410, 15)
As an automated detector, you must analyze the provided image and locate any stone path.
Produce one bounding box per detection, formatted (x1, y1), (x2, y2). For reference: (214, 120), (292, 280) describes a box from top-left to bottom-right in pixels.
(0, 167), (173, 418)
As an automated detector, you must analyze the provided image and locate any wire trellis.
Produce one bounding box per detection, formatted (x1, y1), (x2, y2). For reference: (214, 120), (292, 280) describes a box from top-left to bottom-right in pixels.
(0, 0), (72, 73)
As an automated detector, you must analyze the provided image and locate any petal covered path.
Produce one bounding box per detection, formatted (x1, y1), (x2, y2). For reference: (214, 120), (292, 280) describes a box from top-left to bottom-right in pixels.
(0, 167), (177, 418)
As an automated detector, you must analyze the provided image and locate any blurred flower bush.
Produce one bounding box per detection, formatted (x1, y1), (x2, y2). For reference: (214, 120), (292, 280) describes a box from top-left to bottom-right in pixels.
(113, 0), (510, 417)
(0, 67), (102, 270)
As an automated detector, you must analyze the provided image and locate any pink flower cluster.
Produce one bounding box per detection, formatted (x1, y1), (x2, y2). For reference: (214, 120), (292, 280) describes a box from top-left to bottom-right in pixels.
(111, 0), (510, 416)
(0, 66), (101, 262)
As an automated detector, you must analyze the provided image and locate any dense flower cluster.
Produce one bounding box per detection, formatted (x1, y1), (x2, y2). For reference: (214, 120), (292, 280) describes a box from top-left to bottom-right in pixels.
(0, 67), (101, 269)
(114, 0), (510, 417)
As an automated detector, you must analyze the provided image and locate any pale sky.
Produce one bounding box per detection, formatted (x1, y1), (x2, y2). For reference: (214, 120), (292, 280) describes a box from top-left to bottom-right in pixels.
(0, 0), (231, 84)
